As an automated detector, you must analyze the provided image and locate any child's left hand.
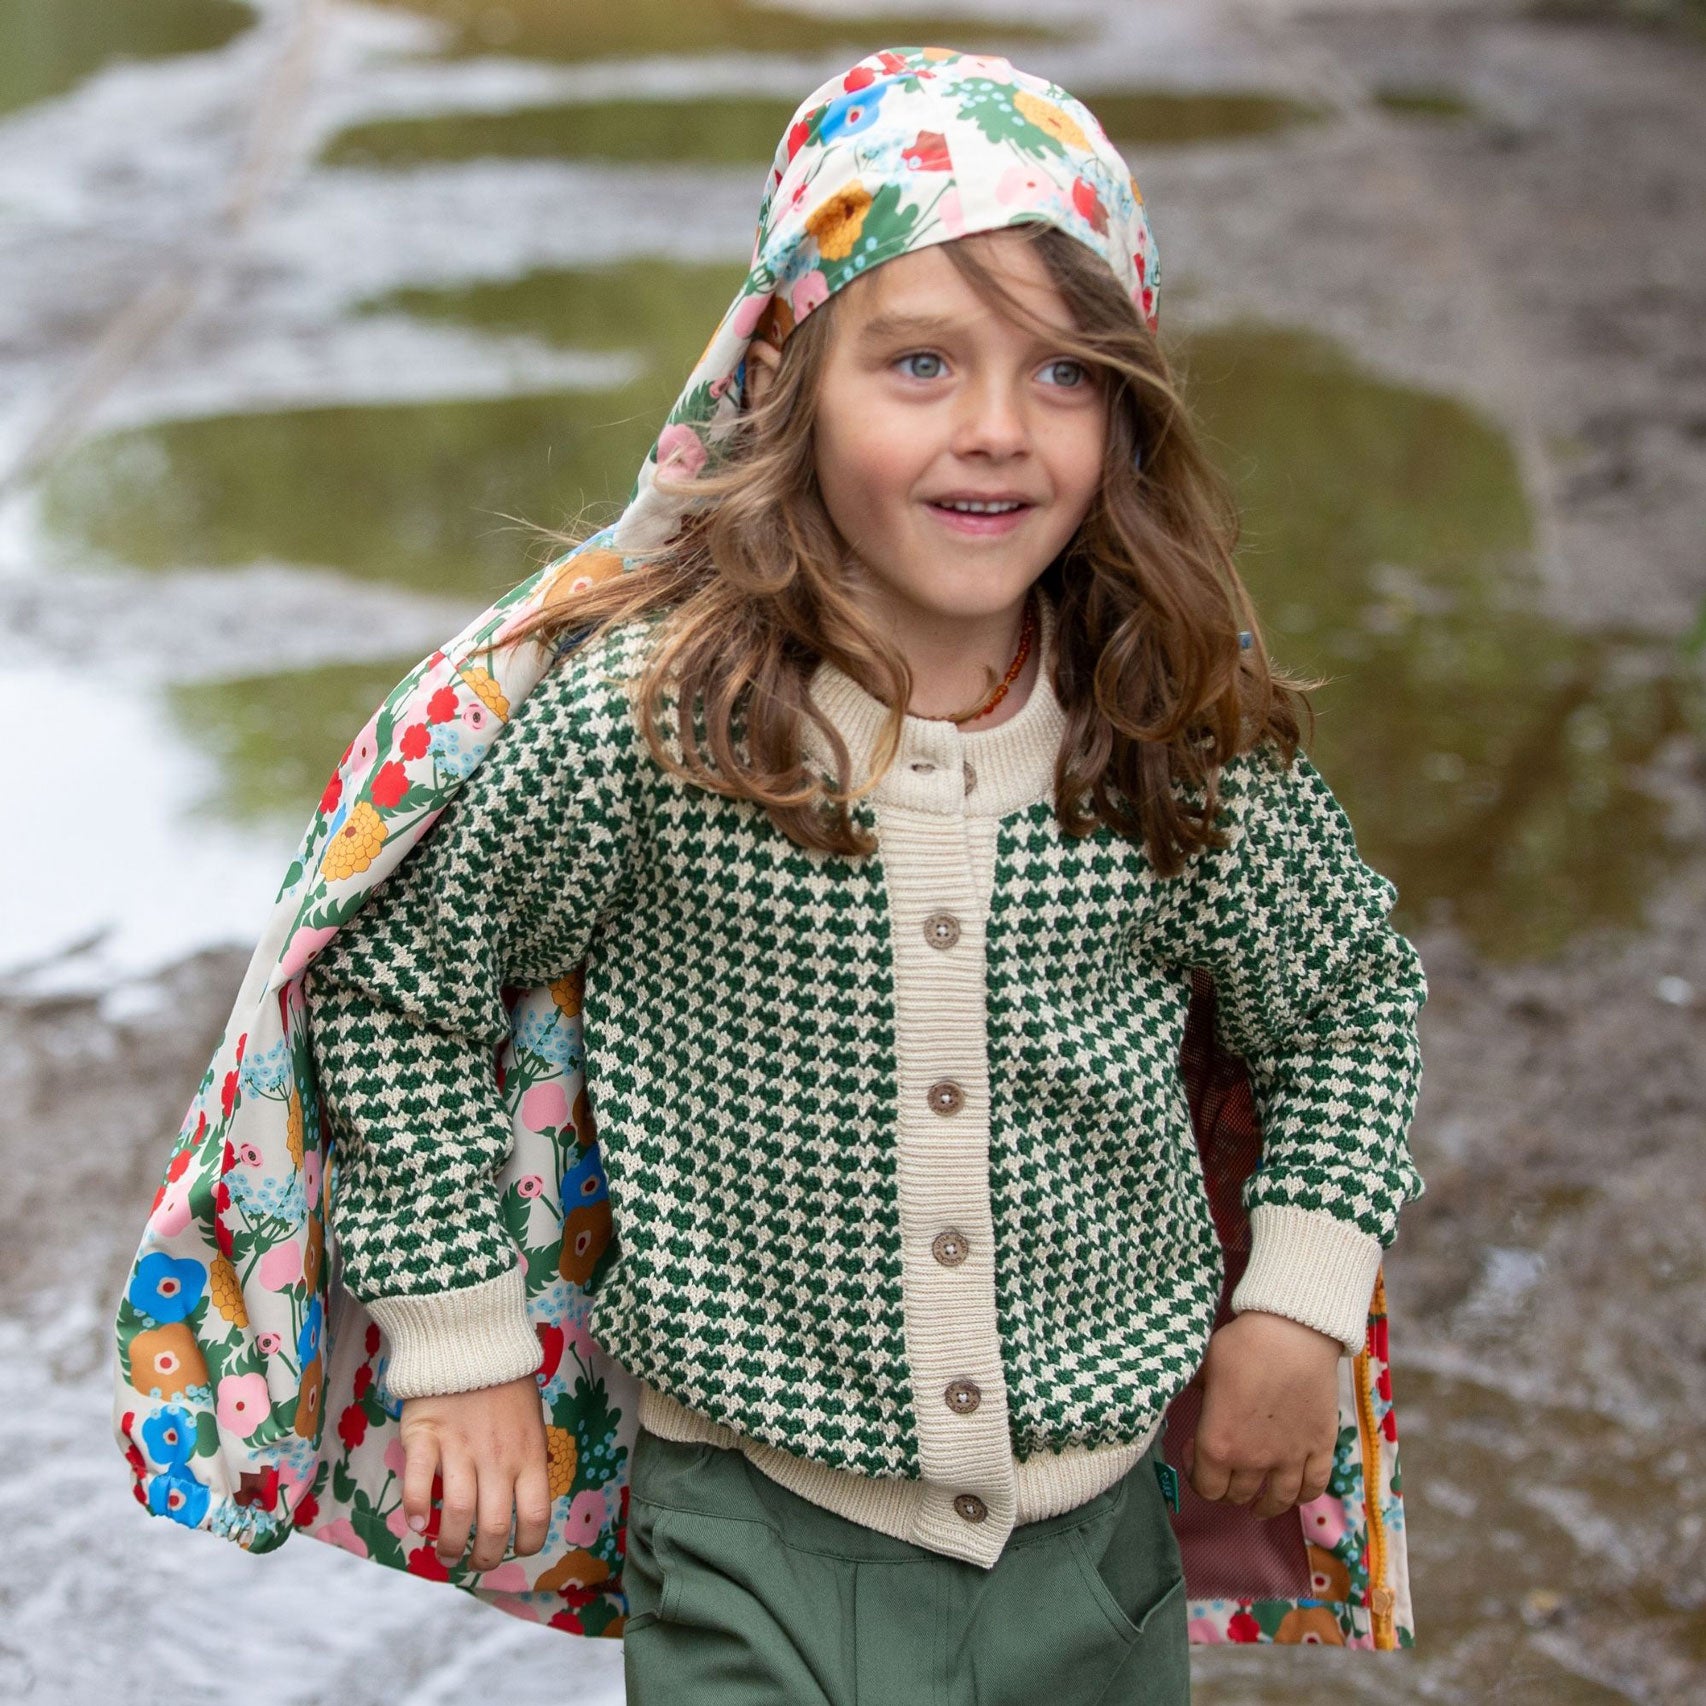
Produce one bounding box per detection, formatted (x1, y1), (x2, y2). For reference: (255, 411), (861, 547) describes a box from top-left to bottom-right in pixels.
(1180, 1311), (1341, 1519)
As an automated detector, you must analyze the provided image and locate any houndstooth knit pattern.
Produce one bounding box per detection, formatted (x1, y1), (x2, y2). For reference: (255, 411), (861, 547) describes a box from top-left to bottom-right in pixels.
(306, 615), (1427, 1477)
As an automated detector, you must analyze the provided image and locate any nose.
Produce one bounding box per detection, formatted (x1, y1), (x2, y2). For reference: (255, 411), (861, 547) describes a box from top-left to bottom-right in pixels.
(952, 372), (1032, 458)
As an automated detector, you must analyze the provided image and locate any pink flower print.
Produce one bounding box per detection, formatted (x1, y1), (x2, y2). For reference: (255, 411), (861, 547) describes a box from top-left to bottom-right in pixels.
(936, 187), (966, 238)
(148, 1181), (193, 1239)
(1299, 1492), (1348, 1549)
(789, 270), (829, 323)
(317, 1517), (368, 1559)
(303, 1149), (323, 1212)
(461, 699), (491, 734)
(654, 424), (707, 480)
(995, 163), (1062, 216)
(384, 1436), (409, 1479)
(258, 1238), (306, 1292)
(476, 1561), (529, 1592)
(255, 1331), (283, 1356)
(565, 1316), (600, 1362)
(238, 1142), (263, 1168)
(518, 1175), (545, 1200)
(733, 292), (772, 339)
(564, 1489), (605, 1549)
(216, 1372), (272, 1438)
(346, 715), (380, 776)
(386, 1501), (411, 1540)
(522, 1080), (569, 1135)
(1188, 1616), (1223, 1641)
(279, 924), (338, 983)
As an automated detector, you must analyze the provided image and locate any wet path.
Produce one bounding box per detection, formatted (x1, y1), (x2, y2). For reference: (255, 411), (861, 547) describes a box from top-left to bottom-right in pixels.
(2, 2), (1703, 1700)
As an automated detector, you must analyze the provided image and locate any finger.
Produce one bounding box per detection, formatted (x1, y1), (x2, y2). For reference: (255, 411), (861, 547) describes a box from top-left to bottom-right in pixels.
(1221, 1465), (1269, 1507)
(470, 1462), (517, 1573)
(1186, 1433), (1229, 1503)
(513, 1455), (554, 1559)
(402, 1429), (440, 1539)
(1252, 1461), (1306, 1520)
(1299, 1444), (1336, 1505)
(437, 1450), (477, 1566)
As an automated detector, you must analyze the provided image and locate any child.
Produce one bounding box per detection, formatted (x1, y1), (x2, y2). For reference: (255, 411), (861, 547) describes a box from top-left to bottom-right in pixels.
(301, 46), (1426, 1703)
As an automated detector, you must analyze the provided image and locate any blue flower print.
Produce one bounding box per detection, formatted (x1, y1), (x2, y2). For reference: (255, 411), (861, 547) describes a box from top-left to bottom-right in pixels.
(129, 1252), (207, 1324)
(297, 1294), (324, 1368)
(561, 1145), (608, 1212)
(141, 1405), (196, 1469)
(819, 77), (893, 144)
(148, 1464), (211, 1527)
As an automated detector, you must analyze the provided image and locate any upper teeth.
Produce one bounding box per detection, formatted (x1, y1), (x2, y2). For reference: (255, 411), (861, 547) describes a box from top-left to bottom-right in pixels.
(942, 499), (1021, 513)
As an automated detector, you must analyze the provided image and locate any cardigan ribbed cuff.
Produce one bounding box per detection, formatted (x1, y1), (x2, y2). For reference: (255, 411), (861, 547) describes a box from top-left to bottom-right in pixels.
(365, 1264), (542, 1399)
(1229, 1203), (1384, 1358)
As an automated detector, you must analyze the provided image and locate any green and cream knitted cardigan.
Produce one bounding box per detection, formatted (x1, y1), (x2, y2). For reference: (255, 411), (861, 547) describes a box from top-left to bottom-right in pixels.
(304, 591), (1427, 1566)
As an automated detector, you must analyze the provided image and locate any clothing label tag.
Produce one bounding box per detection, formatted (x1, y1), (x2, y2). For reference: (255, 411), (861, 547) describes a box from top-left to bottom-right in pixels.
(1154, 1459), (1181, 1513)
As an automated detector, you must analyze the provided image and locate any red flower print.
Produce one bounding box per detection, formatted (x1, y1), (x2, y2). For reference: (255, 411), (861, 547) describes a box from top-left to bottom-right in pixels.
(353, 1363), (372, 1402)
(1141, 287), (1155, 320)
(191, 1111), (207, 1148)
(399, 723), (431, 761)
(1371, 1315), (1388, 1362)
(294, 1492), (320, 1529)
(429, 650), (445, 667)
(1228, 1608), (1262, 1642)
(235, 1031), (247, 1065)
(548, 1609), (586, 1633)
(1135, 250), (1146, 283)
(369, 761), (408, 811)
(902, 130), (950, 172)
(365, 1321), (381, 1358)
(843, 66), (875, 92)
(221, 1072), (239, 1120)
(787, 120), (809, 162)
(1071, 177), (1108, 235)
(407, 1546), (449, 1582)
(1382, 1407), (1398, 1443)
(167, 1145), (192, 1184)
(221, 1139), (237, 1176)
(338, 1402), (368, 1452)
(427, 686), (459, 723)
(875, 50), (907, 73)
(535, 1324), (564, 1386)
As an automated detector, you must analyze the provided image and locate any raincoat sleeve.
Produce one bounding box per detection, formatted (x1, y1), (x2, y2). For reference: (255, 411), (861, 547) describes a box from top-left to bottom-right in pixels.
(303, 631), (647, 1399)
(1188, 739), (1428, 1358)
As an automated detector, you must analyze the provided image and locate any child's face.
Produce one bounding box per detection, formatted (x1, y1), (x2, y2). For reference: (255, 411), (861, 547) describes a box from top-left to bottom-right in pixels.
(750, 230), (1107, 632)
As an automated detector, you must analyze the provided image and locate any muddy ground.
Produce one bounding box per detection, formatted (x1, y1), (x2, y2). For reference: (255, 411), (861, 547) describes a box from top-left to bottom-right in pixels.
(3, 1), (1704, 1702)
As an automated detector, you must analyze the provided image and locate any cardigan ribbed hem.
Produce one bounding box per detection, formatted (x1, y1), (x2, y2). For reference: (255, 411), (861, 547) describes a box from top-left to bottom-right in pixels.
(635, 1379), (1161, 1569)
(366, 1265), (541, 1399)
(1229, 1203), (1385, 1358)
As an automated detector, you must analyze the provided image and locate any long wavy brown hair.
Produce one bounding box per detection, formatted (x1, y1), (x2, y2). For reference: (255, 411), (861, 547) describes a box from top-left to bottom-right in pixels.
(499, 221), (1317, 878)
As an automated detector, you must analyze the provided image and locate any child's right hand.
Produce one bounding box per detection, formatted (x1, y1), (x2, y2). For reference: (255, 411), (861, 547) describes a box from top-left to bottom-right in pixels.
(400, 1373), (554, 1571)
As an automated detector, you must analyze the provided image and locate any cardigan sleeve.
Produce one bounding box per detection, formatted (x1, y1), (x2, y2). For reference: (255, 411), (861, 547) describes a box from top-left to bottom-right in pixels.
(1187, 739), (1428, 1358)
(303, 627), (648, 1399)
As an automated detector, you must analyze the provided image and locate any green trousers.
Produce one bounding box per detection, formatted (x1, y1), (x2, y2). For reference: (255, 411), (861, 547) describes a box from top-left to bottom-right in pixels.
(620, 1426), (1192, 1705)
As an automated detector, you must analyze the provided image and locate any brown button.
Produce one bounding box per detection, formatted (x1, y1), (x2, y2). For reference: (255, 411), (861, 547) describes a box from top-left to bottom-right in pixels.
(926, 1080), (965, 1116)
(932, 1228), (969, 1266)
(953, 1493), (988, 1523)
(963, 760), (977, 793)
(945, 1378), (982, 1415)
(923, 912), (961, 950)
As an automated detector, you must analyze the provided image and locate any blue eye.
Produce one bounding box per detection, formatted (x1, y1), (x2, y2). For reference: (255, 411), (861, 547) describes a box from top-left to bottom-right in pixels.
(898, 351), (944, 380)
(1041, 358), (1090, 388)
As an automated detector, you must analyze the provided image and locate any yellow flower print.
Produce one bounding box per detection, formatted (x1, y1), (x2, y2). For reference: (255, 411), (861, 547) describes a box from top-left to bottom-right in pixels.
(210, 1255), (249, 1327)
(545, 1424), (577, 1499)
(459, 664), (510, 719)
(1013, 90), (1091, 154)
(1127, 170), (1145, 207)
(286, 1088), (304, 1167)
(549, 970), (584, 1018)
(806, 183), (873, 261)
(319, 800), (386, 881)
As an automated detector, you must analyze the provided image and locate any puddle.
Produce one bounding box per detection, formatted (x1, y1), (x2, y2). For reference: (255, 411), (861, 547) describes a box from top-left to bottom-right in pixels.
(319, 86), (1329, 170)
(35, 305), (1703, 967)
(0, 0), (255, 118)
(366, 0), (1078, 63)
(1371, 84), (1481, 121)
(1179, 320), (1703, 963)
(166, 654), (432, 830)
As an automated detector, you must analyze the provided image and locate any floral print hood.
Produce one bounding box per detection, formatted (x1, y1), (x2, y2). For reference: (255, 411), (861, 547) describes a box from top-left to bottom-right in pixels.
(110, 45), (1415, 1656)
